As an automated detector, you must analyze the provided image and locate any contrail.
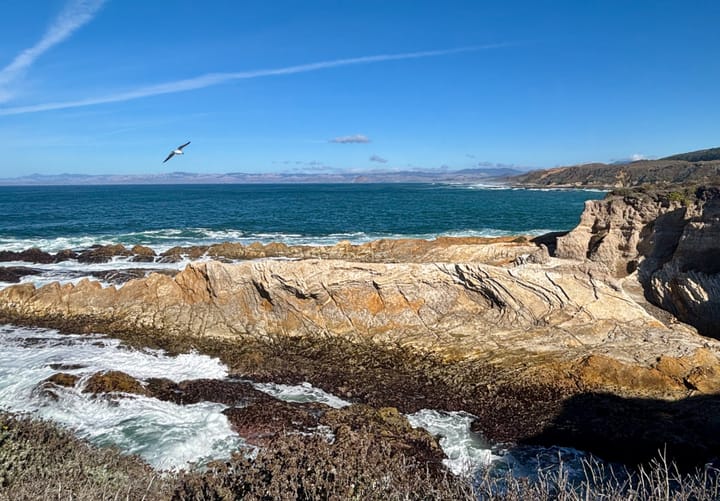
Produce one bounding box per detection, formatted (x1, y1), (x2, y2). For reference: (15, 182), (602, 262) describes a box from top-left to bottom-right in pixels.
(0, 0), (106, 101)
(0, 44), (508, 116)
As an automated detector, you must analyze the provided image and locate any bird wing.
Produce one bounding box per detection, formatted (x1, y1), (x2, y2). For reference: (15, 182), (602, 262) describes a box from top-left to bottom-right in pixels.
(178, 141), (191, 150)
(163, 151), (175, 163)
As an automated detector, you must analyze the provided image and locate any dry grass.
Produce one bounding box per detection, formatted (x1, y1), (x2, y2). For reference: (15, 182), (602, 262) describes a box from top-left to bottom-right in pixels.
(1, 412), (719, 500)
(0, 412), (170, 500)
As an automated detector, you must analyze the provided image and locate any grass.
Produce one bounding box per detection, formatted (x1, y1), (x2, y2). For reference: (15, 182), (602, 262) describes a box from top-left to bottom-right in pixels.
(1, 411), (719, 500)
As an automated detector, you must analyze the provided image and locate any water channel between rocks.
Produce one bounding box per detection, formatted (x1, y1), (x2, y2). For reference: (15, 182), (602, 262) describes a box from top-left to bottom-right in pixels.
(0, 324), (589, 478)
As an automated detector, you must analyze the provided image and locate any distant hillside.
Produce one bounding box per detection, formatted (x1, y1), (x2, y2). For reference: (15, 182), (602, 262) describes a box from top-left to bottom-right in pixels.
(511, 148), (720, 188)
(662, 146), (720, 162)
(0, 167), (522, 186)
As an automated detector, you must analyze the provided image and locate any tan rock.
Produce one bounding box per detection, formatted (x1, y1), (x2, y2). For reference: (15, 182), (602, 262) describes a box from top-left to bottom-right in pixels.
(162, 236), (540, 266)
(556, 188), (720, 337)
(2, 255), (718, 399)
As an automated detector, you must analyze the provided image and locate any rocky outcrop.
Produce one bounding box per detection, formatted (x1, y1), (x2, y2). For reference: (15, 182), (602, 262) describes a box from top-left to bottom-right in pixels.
(0, 237), (542, 267)
(0, 248), (57, 264)
(160, 236), (543, 265)
(556, 187), (720, 337)
(82, 370), (148, 396)
(2, 256), (719, 400)
(4, 227), (720, 467)
(146, 378), (270, 406)
(77, 244), (134, 263)
(130, 245), (156, 262)
(0, 267), (41, 283)
(224, 401), (445, 467)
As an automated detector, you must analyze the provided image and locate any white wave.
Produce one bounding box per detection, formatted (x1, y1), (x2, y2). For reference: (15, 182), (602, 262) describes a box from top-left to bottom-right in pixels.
(0, 325), (240, 470)
(0, 226), (561, 256)
(407, 409), (498, 475)
(0, 256), (197, 290)
(522, 187), (609, 193)
(252, 381), (351, 409)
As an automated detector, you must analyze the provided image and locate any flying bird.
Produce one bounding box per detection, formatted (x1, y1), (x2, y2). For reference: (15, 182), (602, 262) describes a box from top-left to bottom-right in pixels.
(163, 141), (191, 163)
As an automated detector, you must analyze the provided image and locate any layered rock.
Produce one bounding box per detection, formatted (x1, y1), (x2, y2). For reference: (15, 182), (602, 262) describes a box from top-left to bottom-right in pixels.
(160, 236), (542, 265)
(1, 256), (719, 399)
(556, 187), (720, 337)
(0, 237), (541, 270)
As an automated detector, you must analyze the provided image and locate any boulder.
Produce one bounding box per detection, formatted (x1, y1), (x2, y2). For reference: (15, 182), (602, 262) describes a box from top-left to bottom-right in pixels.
(36, 372), (80, 400)
(54, 249), (78, 262)
(0, 267), (41, 283)
(82, 370), (147, 396)
(0, 248), (54, 264)
(45, 373), (80, 387)
(77, 244), (133, 264)
(130, 245), (156, 262)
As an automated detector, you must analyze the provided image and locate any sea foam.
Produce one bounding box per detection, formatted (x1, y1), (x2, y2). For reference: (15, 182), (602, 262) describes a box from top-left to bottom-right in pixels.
(0, 325), (241, 470)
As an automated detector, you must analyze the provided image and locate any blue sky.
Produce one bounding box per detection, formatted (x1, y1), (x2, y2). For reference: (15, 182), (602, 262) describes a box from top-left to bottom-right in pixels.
(0, 0), (719, 176)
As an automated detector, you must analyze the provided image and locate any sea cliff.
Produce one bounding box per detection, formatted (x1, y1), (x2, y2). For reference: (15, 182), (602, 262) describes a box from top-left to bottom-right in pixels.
(557, 186), (720, 337)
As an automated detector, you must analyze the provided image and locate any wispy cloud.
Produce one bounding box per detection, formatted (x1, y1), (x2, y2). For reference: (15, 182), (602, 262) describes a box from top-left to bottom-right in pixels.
(0, 0), (106, 102)
(369, 154), (387, 163)
(0, 44), (507, 116)
(330, 134), (371, 144)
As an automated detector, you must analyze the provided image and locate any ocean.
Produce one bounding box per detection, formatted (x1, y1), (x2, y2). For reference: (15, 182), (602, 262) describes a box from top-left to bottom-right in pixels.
(0, 183), (604, 474)
(0, 183), (604, 252)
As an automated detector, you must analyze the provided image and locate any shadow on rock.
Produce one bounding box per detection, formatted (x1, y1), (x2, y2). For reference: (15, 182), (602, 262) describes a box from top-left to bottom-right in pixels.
(522, 391), (720, 471)
(531, 231), (568, 257)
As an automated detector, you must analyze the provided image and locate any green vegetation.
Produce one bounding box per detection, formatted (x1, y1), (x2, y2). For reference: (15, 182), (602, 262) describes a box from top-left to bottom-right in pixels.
(663, 147), (720, 163)
(512, 146), (720, 189)
(606, 184), (720, 208)
(2, 412), (720, 500)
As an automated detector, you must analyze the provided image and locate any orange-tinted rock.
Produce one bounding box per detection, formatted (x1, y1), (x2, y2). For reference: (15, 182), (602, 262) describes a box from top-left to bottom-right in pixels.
(130, 245), (156, 262)
(45, 372), (80, 388)
(83, 370), (146, 396)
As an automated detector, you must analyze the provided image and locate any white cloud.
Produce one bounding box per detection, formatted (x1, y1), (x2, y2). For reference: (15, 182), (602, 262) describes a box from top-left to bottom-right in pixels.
(0, 44), (507, 116)
(369, 154), (387, 163)
(631, 153), (647, 161)
(330, 134), (371, 144)
(0, 0), (106, 102)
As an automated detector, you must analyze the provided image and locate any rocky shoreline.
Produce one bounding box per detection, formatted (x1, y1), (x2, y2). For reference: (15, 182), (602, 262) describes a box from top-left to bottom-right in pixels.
(2, 187), (720, 472)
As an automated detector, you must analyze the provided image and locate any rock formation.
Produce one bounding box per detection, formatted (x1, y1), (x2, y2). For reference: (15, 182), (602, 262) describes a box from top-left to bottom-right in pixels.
(2, 250), (719, 400)
(557, 186), (720, 337)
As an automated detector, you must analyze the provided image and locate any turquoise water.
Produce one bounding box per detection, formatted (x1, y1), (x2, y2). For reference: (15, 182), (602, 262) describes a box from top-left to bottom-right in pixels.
(0, 184), (603, 251)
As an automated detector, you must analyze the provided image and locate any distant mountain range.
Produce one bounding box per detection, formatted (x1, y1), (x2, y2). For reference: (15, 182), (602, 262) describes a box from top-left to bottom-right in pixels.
(7, 146), (720, 188)
(509, 146), (720, 188)
(0, 167), (524, 186)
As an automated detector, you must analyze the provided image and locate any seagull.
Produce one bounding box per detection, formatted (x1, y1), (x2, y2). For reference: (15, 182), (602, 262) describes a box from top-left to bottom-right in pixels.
(163, 141), (191, 163)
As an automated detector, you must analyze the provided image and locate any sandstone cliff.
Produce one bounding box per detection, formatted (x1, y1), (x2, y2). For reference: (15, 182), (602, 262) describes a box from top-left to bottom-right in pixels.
(557, 186), (720, 337)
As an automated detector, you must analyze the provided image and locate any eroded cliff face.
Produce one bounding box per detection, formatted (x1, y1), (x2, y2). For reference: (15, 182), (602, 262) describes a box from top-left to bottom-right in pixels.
(556, 187), (720, 338)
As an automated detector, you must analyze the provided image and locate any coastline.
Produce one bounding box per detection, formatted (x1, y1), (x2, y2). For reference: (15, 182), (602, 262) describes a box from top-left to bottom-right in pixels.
(2, 184), (720, 496)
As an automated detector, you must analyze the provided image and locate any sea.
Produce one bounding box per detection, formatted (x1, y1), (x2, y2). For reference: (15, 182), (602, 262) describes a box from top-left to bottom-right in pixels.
(0, 183), (604, 475)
